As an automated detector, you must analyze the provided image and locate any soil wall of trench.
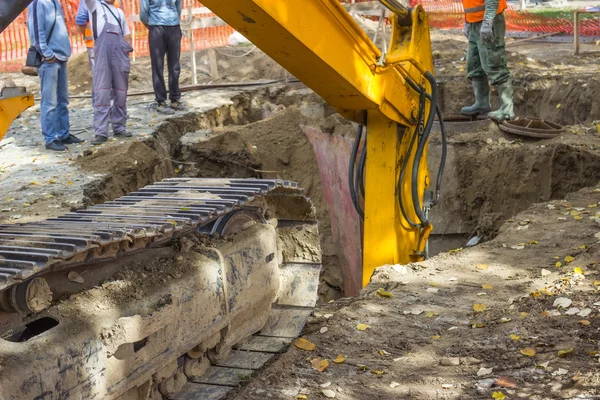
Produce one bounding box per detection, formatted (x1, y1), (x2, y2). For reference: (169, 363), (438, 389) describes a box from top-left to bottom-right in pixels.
(75, 81), (600, 300)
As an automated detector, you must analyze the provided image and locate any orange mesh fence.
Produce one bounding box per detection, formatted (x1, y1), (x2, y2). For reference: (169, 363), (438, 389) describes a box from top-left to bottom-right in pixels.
(1, 1), (598, 73)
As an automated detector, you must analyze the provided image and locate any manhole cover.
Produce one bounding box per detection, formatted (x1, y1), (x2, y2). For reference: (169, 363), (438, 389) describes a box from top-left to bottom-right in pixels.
(499, 118), (564, 138)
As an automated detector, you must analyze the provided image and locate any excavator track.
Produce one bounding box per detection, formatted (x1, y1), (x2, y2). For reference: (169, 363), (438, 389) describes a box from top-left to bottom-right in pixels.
(0, 178), (321, 399)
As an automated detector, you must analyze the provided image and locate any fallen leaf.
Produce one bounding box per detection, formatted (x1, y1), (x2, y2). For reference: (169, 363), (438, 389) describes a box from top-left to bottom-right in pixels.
(473, 303), (487, 313)
(558, 348), (573, 358)
(520, 312), (528, 317)
(530, 291), (542, 299)
(578, 320), (591, 326)
(530, 240), (539, 245)
(294, 338), (316, 351)
(67, 181), (73, 186)
(390, 382), (400, 388)
(477, 367), (493, 376)
(499, 317), (512, 323)
(495, 376), (518, 389)
(320, 327), (328, 334)
(579, 245), (589, 250)
(376, 288), (392, 298)
(356, 323), (369, 331)
(449, 247), (463, 253)
(428, 282), (438, 287)
(574, 267), (583, 275)
(552, 368), (569, 376)
(537, 361), (550, 369)
(520, 347), (536, 357)
(297, 395), (307, 399)
(48, 179), (56, 184)
(333, 355), (345, 364)
(578, 308), (592, 317)
(311, 358), (329, 372)
(565, 307), (581, 315)
(510, 334), (521, 341)
(492, 392), (506, 400)
(556, 261), (563, 268)
(553, 297), (572, 309)
(320, 382), (332, 388)
(322, 389), (336, 398)
(425, 311), (439, 318)
(431, 335), (441, 340)
(541, 269), (552, 277)
(595, 281), (600, 286)
(565, 256), (575, 263)
(476, 264), (489, 270)
(482, 284), (494, 290)
(371, 370), (385, 375)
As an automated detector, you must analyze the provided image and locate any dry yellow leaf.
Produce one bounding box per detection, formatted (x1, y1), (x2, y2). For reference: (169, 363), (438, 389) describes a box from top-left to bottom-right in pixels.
(520, 312), (528, 317)
(570, 210), (581, 216)
(565, 256), (575, 263)
(530, 240), (539, 245)
(594, 280), (600, 286)
(530, 291), (542, 299)
(476, 264), (489, 270)
(311, 358), (329, 372)
(67, 181), (73, 186)
(574, 216), (584, 220)
(376, 288), (392, 298)
(48, 179), (56, 184)
(356, 323), (369, 331)
(428, 282), (439, 287)
(449, 248), (463, 253)
(371, 370), (385, 375)
(472, 323), (486, 328)
(578, 320), (591, 326)
(520, 347), (536, 357)
(333, 355), (345, 364)
(588, 204), (597, 208)
(294, 338), (316, 351)
(473, 303), (487, 313)
(297, 396), (307, 399)
(431, 335), (441, 340)
(482, 284), (494, 290)
(492, 392), (506, 400)
(558, 348), (573, 358)
(425, 311), (439, 318)
(556, 261), (563, 268)
(579, 245), (588, 250)
(590, 351), (598, 356)
(574, 267), (583, 275)
(510, 334), (521, 341)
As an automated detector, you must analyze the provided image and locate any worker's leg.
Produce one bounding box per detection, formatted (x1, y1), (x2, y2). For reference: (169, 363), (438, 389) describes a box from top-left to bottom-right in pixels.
(461, 22), (491, 116)
(38, 61), (61, 145)
(56, 61), (70, 141)
(111, 42), (131, 135)
(477, 13), (514, 120)
(149, 25), (168, 104)
(92, 59), (112, 138)
(166, 25), (182, 104)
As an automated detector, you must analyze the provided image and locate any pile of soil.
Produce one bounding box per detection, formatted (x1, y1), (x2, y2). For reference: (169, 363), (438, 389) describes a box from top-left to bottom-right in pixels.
(228, 184), (600, 400)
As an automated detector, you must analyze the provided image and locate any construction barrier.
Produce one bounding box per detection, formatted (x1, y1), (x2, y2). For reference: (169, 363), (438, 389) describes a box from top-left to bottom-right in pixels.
(0, 0), (598, 73)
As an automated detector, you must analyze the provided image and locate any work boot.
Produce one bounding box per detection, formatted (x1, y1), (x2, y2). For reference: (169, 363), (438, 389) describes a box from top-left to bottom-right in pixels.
(91, 135), (108, 145)
(461, 77), (491, 116)
(45, 140), (67, 152)
(151, 101), (175, 115)
(488, 79), (516, 121)
(61, 134), (85, 144)
(114, 130), (132, 138)
(170, 101), (187, 111)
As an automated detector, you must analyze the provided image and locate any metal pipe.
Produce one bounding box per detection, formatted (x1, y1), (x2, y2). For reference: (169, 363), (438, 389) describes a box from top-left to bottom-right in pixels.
(378, 0), (412, 26)
(0, 0), (33, 34)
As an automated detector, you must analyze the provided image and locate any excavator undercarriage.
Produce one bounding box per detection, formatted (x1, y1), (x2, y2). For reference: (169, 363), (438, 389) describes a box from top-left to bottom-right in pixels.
(0, 179), (321, 399)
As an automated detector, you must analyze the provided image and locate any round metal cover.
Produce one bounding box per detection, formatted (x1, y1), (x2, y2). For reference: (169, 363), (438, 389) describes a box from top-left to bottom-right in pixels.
(499, 118), (564, 138)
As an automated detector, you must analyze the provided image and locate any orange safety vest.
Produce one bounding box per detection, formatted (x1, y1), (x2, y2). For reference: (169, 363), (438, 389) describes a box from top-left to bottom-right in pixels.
(462, 0), (507, 23)
(84, 0), (122, 48)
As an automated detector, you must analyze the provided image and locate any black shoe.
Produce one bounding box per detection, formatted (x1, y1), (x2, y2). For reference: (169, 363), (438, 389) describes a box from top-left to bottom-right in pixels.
(170, 101), (187, 111)
(45, 140), (67, 151)
(62, 134), (85, 144)
(91, 135), (108, 145)
(114, 130), (132, 138)
(151, 101), (175, 115)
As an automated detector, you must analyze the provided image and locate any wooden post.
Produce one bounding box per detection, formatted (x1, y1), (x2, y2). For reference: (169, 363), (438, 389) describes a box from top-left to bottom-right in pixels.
(131, 0), (136, 63)
(188, 5), (198, 84)
(573, 11), (580, 55)
(208, 48), (219, 80)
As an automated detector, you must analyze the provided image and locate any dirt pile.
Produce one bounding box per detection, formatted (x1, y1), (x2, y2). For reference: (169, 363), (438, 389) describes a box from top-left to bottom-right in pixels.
(228, 184), (600, 400)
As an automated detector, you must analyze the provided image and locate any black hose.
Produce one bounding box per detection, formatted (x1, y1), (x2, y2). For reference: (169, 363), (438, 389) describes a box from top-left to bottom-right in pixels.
(349, 121), (364, 218)
(357, 136), (367, 199)
(410, 71), (438, 226)
(434, 104), (447, 205)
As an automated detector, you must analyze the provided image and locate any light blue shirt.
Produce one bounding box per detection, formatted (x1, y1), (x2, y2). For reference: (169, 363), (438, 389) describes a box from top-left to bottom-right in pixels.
(139, 0), (182, 26)
(27, 0), (71, 61)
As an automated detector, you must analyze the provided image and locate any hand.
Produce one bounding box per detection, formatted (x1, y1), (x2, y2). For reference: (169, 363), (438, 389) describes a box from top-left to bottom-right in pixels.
(463, 22), (470, 39)
(480, 19), (494, 45)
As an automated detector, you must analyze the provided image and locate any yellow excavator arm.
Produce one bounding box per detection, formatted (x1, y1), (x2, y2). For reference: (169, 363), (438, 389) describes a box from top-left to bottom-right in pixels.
(201, 0), (442, 287)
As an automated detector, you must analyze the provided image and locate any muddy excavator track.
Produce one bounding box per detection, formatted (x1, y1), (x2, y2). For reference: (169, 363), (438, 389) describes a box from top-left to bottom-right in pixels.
(0, 178), (321, 399)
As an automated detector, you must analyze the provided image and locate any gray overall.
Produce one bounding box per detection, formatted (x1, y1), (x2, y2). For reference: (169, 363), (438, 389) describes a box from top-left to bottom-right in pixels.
(92, 7), (132, 137)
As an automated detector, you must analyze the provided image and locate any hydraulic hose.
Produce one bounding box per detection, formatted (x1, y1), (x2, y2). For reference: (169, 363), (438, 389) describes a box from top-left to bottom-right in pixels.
(434, 104), (447, 205)
(349, 118), (365, 218)
(357, 136), (367, 199)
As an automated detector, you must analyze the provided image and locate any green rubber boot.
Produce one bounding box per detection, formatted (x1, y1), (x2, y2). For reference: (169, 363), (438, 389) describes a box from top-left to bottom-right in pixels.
(461, 77), (491, 116)
(488, 79), (515, 121)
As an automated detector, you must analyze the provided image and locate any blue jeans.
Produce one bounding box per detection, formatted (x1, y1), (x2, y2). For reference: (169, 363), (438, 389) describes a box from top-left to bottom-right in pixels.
(38, 61), (70, 144)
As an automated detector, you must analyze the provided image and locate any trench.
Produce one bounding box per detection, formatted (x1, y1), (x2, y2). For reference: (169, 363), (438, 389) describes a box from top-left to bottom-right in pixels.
(77, 82), (600, 300)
